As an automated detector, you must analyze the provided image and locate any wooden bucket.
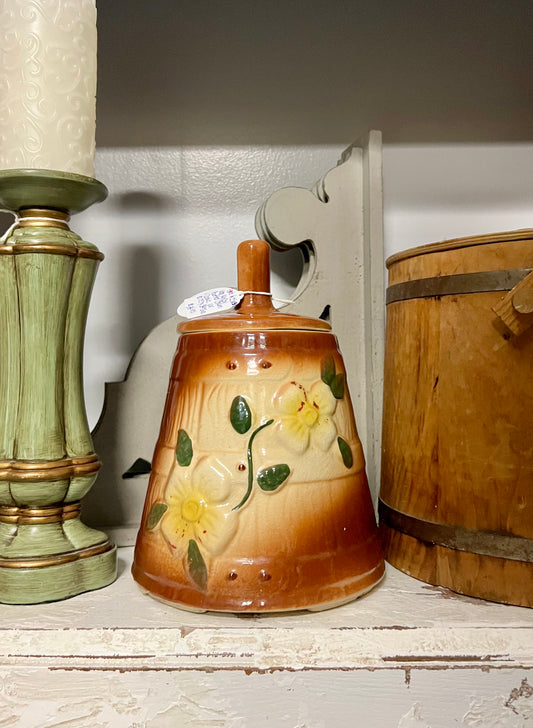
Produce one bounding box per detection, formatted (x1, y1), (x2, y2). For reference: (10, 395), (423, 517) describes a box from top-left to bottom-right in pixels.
(379, 229), (533, 607)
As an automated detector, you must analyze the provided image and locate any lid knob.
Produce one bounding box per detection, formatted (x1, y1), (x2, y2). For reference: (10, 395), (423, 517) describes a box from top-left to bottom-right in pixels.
(178, 239), (330, 333)
(236, 239), (276, 316)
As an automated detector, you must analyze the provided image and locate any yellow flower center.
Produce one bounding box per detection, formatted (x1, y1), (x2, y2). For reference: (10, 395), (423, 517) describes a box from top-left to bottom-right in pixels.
(301, 403), (319, 428)
(181, 498), (204, 522)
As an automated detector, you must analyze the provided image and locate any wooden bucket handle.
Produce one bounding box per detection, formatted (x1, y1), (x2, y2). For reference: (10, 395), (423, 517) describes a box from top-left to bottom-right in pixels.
(492, 269), (533, 338)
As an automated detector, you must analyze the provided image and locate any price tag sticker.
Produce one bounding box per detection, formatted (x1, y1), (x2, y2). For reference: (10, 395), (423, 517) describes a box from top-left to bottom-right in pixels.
(177, 287), (244, 318)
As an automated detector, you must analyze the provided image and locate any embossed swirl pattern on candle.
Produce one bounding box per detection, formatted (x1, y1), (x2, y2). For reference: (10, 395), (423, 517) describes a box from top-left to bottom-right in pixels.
(0, 0), (97, 177)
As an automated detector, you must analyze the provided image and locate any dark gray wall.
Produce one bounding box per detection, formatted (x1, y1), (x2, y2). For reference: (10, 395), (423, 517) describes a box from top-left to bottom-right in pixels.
(96, 0), (533, 146)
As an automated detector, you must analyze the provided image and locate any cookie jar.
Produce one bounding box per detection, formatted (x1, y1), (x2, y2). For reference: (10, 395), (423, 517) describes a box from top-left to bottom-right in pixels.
(132, 239), (384, 612)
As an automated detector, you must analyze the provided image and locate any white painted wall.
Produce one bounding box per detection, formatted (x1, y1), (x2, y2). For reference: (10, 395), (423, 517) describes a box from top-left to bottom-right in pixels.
(384, 144), (533, 254)
(73, 142), (533, 427)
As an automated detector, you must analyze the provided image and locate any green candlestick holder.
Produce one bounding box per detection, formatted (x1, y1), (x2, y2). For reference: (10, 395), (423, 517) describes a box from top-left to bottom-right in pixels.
(0, 169), (117, 604)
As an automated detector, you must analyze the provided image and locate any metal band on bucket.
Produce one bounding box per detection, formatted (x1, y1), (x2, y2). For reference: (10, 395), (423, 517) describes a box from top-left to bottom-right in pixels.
(386, 268), (533, 304)
(379, 499), (533, 562)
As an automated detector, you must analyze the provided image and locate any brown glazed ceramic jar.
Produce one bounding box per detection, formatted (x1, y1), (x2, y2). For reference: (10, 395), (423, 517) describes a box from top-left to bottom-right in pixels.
(132, 240), (384, 612)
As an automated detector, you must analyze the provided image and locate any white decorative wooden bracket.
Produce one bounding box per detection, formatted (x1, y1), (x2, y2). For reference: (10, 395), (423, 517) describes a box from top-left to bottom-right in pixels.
(256, 130), (384, 499)
(85, 131), (384, 545)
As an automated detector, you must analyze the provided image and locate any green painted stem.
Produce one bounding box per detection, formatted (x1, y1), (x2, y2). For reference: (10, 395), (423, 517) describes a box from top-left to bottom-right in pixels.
(233, 419), (274, 511)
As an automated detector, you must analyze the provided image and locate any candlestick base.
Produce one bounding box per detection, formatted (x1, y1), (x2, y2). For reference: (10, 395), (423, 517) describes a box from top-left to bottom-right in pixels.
(0, 168), (107, 213)
(0, 169), (116, 604)
(0, 535), (117, 605)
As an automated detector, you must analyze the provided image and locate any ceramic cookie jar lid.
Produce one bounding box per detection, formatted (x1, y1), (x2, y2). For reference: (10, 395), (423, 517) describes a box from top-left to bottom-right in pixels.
(178, 239), (331, 333)
(132, 238), (384, 613)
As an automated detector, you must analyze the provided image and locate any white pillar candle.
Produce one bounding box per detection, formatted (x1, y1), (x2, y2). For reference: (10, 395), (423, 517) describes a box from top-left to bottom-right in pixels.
(0, 0), (97, 177)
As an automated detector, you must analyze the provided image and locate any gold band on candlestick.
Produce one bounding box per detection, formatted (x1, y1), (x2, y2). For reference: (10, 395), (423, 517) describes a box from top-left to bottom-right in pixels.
(0, 503), (81, 525)
(0, 541), (114, 569)
(0, 459), (101, 482)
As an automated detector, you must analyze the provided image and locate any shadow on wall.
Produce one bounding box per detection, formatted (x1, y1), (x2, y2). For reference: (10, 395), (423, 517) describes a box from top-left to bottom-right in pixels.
(0, 212), (13, 235)
(270, 246), (305, 302)
(84, 191), (178, 535)
(114, 191), (172, 355)
(125, 242), (162, 353)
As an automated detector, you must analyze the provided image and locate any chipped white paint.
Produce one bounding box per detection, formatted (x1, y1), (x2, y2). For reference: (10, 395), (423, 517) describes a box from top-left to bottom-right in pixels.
(3, 619), (533, 672)
(1, 662), (533, 727)
(1, 549), (533, 726)
(398, 703), (431, 728)
(463, 689), (533, 727)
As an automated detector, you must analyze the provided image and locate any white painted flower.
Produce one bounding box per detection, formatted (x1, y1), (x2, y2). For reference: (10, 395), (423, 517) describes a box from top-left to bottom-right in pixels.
(161, 457), (237, 556)
(273, 380), (337, 454)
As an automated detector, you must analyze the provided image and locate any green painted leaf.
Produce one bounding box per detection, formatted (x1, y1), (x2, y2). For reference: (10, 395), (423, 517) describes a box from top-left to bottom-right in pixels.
(337, 437), (353, 469)
(257, 464), (290, 491)
(321, 355), (336, 385)
(176, 429), (193, 466)
(187, 539), (207, 590)
(230, 395), (252, 434)
(330, 372), (345, 399)
(147, 502), (168, 530)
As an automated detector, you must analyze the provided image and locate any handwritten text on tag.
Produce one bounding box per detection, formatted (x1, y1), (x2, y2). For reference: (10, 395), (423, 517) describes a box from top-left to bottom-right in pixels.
(177, 287), (244, 318)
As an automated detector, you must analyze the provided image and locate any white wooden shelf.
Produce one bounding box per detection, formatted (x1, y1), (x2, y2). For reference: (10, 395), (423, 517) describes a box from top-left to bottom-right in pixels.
(1, 546), (533, 726)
